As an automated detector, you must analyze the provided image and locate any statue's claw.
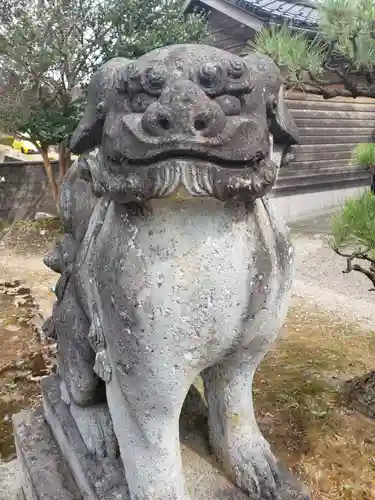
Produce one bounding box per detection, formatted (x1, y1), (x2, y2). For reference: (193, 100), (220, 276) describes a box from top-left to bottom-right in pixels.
(231, 436), (281, 500)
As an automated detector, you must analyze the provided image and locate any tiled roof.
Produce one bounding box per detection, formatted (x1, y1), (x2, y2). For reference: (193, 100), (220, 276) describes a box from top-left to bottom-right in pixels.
(223, 0), (318, 28)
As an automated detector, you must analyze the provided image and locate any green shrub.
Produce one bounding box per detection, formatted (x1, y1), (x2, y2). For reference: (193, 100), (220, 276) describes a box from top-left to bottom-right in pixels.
(330, 191), (375, 288)
(351, 143), (375, 174)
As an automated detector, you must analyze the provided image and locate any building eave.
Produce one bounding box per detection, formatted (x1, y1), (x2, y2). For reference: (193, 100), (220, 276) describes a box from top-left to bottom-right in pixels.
(183, 0), (318, 33)
(185, 0), (265, 31)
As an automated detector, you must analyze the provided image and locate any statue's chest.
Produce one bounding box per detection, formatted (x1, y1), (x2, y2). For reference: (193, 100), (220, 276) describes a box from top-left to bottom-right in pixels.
(77, 197), (292, 357)
(147, 204), (252, 305)
(88, 198), (283, 320)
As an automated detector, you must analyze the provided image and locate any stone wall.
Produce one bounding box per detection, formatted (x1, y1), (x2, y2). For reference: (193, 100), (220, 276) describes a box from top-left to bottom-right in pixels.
(0, 161), (58, 223)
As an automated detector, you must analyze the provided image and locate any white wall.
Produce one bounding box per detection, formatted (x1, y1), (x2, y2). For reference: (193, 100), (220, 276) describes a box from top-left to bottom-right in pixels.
(271, 186), (367, 223)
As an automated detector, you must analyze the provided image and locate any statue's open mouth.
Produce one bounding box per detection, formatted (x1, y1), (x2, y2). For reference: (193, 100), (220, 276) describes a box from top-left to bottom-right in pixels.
(113, 149), (267, 170)
(91, 148), (276, 204)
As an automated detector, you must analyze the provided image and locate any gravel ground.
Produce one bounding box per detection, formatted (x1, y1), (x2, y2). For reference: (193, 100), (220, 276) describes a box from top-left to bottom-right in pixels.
(291, 232), (374, 331)
(0, 461), (22, 500)
(0, 252), (56, 319)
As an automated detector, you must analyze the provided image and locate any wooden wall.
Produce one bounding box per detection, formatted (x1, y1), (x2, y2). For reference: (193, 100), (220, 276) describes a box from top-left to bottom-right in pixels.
(204, 6), (373, 196)
(207, 9), (255, 54)
(275, 92), (374, 195)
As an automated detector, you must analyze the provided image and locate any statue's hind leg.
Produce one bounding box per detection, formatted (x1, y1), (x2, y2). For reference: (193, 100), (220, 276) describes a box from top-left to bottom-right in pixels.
(54, 279), (118, 459)
(202, 316), (286, 500)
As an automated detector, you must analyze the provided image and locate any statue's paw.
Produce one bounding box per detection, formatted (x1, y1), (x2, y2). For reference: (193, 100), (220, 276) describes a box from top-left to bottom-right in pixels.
(231, 436), (281, 500)
(70, 402), (119, 459)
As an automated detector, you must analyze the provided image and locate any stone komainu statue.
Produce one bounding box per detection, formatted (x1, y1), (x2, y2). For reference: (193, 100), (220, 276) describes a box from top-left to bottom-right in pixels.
(44, 44), (300, 500)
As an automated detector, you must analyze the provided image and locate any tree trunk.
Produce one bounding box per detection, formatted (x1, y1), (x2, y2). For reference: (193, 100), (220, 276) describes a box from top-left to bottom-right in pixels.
(58, 142), (71, 183)
(344, 371), (375, 418)
(40, 147), (60, 212)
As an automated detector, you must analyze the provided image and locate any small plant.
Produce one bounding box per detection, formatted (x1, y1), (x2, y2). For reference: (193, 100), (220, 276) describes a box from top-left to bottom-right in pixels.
(351, 143), (375, 192)
(330, 191), (375, 288)
(248, 25), (326, 87)
(351, 143), (375, 174)
(330, 168), (375, 425)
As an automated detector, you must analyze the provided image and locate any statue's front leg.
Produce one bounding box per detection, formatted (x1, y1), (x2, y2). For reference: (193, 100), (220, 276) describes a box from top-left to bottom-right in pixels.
(105, 353), (193, 500)
(203, 325), (283, 500)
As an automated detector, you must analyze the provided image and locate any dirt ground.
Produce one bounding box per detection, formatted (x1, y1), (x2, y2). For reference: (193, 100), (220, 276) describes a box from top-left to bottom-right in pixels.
(0, 220), (374, 499)
(257, 305), (375, 500)
(0, 222), (58, 461)
(0, 290), (54, 460)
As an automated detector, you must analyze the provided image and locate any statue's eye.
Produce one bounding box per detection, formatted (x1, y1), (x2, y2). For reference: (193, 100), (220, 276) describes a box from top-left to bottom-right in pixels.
(215, 95), (242, 116)
(131, 93), (156, 113)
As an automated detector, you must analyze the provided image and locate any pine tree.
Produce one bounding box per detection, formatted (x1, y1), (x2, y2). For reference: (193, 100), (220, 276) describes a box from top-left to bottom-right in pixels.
(251, 0), (375, 99)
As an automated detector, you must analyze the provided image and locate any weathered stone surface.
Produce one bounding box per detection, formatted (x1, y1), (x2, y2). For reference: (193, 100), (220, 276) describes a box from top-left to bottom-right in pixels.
(36, 44), (306, 500)
(13, 409), (80, 500)
(13, 378), (308, 500)
(41, 376), (128, 500)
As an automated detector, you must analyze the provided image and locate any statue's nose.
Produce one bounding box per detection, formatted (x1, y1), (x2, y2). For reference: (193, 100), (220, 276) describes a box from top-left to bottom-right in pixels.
(141, 79), (227, 138)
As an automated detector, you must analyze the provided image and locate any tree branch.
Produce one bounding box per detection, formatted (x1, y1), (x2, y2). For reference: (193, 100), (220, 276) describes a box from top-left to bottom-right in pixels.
(332, 247), (375, 289)
(364, 68), (374, 84)
(351, 264), (375, 289)
(285, 75), (375, 99)
(285, 80), (358, 98)
(333, 247), (375, 265)
(325, 65), (360, 97)
(322, 40), (335, 67)
(308, 71), (331, 87)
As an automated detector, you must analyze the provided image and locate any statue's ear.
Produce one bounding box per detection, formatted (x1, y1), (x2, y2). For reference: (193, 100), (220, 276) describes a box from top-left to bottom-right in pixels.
(70, 57), (131, 154)
(241, 52), (299, 146)
(267, 83), (299, 145)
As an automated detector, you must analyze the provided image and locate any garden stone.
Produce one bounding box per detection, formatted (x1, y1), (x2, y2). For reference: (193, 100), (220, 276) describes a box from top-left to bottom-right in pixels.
(34, 212), (55, 221)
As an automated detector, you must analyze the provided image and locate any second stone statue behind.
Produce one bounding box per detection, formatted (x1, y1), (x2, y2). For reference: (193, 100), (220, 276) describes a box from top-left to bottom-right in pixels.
(44, 43), (306, 500)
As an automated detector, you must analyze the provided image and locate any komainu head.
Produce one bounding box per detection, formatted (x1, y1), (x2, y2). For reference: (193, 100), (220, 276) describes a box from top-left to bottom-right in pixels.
(71, 44), (299, 203)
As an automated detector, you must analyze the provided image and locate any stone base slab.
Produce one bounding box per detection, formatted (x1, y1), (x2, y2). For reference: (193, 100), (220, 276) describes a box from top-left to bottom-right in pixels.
(13, 409), (80, 500)
(13, 375), (310, 500)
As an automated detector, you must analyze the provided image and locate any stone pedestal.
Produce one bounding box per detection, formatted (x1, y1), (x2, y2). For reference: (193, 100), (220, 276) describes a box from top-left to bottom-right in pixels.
(13, 375), (309, 500)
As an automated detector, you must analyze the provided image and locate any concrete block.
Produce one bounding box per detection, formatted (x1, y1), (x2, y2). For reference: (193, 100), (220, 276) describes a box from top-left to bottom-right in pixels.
(332, 185), (367, 206)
